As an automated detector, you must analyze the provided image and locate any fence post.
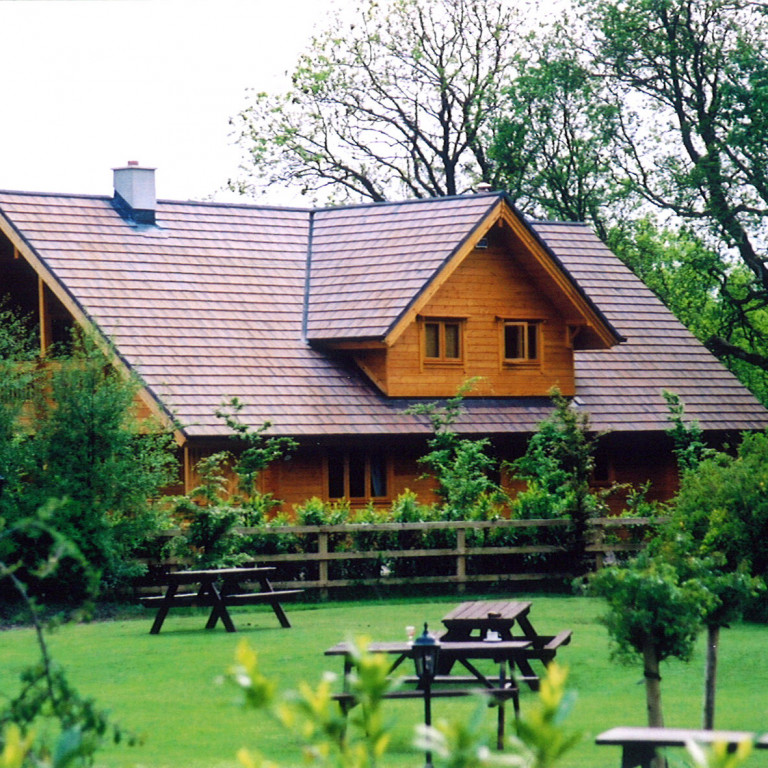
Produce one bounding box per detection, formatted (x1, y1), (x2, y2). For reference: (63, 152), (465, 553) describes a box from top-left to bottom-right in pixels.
(318, 529), (329, 601)
(456, 526), (466, 593)
(592, 520), (604, 570)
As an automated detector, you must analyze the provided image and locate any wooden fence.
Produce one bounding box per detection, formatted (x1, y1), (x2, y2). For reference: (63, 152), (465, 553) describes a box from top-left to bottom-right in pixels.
(140, 516), (660, 597)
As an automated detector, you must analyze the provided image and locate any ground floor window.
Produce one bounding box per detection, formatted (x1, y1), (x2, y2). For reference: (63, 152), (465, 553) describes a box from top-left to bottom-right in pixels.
(327, 451), (388, 500)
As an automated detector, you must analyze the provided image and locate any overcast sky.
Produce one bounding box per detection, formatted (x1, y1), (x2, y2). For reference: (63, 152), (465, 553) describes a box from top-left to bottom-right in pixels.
(0, 0), (341, 204)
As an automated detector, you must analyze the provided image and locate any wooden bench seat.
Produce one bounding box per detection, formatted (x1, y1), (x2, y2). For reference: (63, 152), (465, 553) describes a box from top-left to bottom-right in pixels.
(219, 590), (305, 604)
(596, 726), (768, 768)
(140, 589), (302, 607)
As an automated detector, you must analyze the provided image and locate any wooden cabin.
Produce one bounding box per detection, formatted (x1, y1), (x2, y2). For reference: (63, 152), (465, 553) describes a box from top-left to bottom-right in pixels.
(1, 164), (766, 513)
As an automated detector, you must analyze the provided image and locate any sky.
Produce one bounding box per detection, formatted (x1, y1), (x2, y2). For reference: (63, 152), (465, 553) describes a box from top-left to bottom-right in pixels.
(0, 0), (342, 204)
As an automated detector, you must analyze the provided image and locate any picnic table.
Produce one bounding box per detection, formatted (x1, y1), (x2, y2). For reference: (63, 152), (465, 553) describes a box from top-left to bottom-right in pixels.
(596, 727), (768, 768)
(140, 566), (303, 634)
(325, 638), (531, 749)
(440, 600), (572, 690)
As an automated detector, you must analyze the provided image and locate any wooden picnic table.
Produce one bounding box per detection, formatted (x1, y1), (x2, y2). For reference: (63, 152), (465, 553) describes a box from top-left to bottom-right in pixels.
(325, 638), (532, 750)
(596, 726), (768, 768)
(440, 600), (572, 690)
(140, 566), (303, 634)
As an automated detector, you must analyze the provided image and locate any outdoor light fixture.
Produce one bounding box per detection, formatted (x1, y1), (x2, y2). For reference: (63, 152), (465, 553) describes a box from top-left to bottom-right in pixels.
(412, 622), (441, 768)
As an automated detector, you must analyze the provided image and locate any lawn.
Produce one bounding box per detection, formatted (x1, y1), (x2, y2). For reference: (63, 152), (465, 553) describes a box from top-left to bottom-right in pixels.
(1, 593), (767, 768)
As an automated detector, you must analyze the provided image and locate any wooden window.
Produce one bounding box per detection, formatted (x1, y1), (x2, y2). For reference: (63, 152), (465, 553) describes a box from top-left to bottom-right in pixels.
(503, 320), (540, 363)
(423, 319), (463, 363)
(328, 451), (388, 500)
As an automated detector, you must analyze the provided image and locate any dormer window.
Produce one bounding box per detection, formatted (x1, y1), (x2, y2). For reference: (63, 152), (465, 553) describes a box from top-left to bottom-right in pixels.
(423, 318), (464, 363)
(503, 320), (540, 363)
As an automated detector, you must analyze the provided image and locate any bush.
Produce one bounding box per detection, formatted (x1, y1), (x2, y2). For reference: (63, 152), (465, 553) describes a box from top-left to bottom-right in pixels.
(1, 334), (176, 602)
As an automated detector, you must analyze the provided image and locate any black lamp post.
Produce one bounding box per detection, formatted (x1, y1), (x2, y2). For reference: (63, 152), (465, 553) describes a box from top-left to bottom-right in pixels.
(412, 622), (441, 768)
(0, 475), (6, 498)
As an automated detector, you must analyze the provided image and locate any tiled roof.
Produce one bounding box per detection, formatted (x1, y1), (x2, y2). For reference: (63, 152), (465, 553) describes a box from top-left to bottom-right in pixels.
(306, 195), (498, 340)
(0, 190), (765, 439)
(533, 221), (767, 432)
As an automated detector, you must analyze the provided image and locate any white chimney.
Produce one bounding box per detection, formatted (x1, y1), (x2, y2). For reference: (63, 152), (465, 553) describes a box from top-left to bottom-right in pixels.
(113, 161), (156, 224)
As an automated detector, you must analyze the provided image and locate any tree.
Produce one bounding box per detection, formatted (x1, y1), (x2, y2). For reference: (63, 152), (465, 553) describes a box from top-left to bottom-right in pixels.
(577, 0), (768, 380)
(406, 383), (505, 519)
(589, 552), (709, 735)
(670, 431), (768, 583)
(656, 396), (764, 727)
(1, 333), (177, 601)
(491, 46), (626, 241)
(509, 389), (608, 573)
(230, 0), (527, 203)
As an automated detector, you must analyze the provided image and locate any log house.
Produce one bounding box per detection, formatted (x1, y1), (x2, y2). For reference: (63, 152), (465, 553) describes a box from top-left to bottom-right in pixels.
(0, 164), (766, 513)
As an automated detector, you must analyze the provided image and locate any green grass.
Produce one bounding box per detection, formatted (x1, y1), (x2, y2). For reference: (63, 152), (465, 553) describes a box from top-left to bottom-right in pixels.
(2, 594), (768, 768)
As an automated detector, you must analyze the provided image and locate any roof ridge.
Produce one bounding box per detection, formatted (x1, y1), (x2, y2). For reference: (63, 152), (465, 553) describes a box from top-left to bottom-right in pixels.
(0, 188), (314, 213)
(312, 191), (504, 214)
(531, 219), (591, 227)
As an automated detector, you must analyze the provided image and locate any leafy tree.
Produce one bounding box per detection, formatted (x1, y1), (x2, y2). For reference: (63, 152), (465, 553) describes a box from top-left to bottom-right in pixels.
(2, 334), (177, 601)
(509, 389), (607, 573)
(589, 552), (710, 732)
(663, 391), (717, 474)
(577, 0), (768, 381)
(168, 401), (297, 567)
(230, 0), (527, 203)
(492, 47), (626, 241)
(406, 384), (505, 519)
(670, 431), (768, 583)
(215, 396), (298, 506)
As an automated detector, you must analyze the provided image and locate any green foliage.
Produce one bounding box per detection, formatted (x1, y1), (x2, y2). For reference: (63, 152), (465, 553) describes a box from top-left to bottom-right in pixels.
(0, 516), (134, 768)
(229, 636), (396, 768)
(509, 390), (603, 520)
(229, 639), (581, 768)
(0, 296), (37, 362)
(215, 398), (297, 501)
(663, 392), (718, 473)
(492, 47), (626, 241)
(167, 404), (297, 568)
(668, 431), (768, 581)
(509, 389), (609, 574)
(407, 385), (507, 519)
(576, 0), (768, 384)
(588, 552), (710, 665)
(1, 333), (176, 601)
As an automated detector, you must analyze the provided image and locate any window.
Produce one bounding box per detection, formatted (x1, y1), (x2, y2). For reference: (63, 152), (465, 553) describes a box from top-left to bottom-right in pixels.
(423, 319), (463, 362)
(503, 321), (540, 362)
(328, 451), (388, 500)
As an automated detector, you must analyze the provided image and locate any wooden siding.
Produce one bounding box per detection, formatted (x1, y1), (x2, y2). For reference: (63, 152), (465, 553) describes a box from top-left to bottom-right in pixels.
(182, 434), (679, 517)
(372, 241), (575, 397)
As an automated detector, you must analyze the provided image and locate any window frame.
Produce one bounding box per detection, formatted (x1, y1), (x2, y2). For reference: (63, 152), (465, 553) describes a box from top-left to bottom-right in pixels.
(501, 319), (542, 365)
(421, 316), (465, 365)
(326, 451), (390, 502)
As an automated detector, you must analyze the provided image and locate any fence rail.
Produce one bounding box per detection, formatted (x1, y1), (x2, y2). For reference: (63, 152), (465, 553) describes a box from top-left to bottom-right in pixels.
(140, 516), (661, 597)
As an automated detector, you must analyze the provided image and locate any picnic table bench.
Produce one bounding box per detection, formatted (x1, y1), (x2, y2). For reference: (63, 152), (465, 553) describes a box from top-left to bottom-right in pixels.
(440, 600), (572, 690)
(325, 639), (530, 749)
(140, 566), (303, 634)
(596, 726), (768, 768)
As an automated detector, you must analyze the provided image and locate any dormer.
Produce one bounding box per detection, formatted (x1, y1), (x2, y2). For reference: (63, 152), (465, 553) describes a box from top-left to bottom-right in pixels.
(305, 194), (622, 398)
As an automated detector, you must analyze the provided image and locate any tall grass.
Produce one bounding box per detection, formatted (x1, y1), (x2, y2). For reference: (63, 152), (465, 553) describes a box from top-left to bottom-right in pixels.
(1, 594), (767, 768)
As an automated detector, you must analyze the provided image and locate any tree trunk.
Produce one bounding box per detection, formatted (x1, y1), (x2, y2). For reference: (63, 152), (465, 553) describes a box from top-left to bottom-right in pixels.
(643, 639), (666, 768)
(703, 624), (720, 730)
